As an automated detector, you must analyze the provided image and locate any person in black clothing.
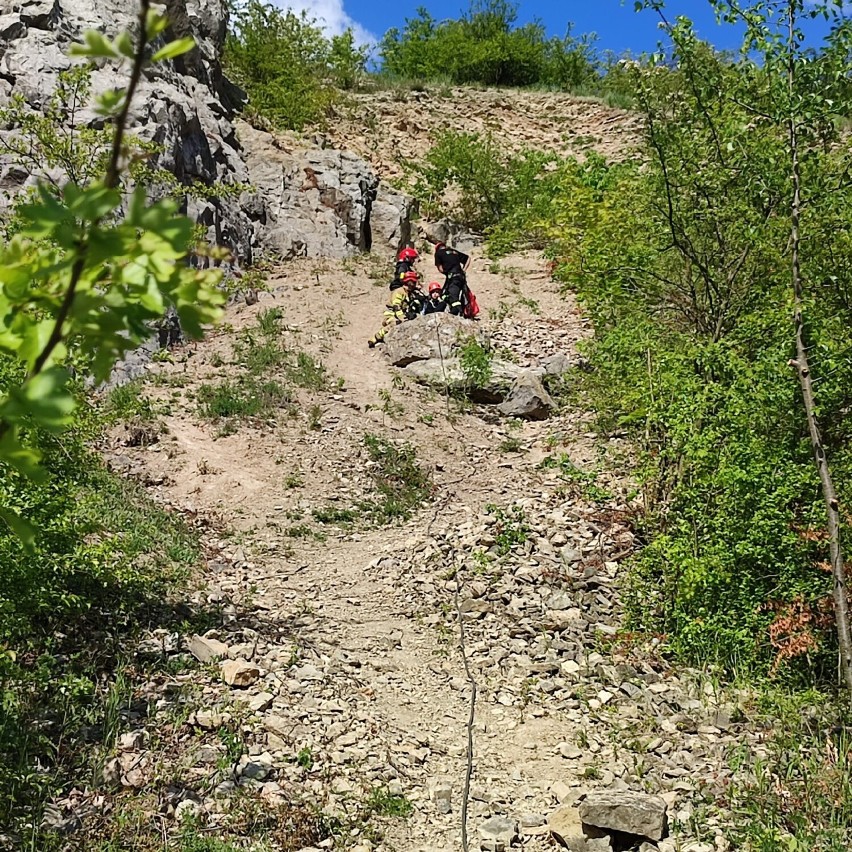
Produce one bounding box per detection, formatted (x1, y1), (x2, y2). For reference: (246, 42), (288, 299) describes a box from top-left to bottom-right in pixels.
(391, 247), (419, 290)
(422, 281), (447, 314)
(434, 242), (471, 315)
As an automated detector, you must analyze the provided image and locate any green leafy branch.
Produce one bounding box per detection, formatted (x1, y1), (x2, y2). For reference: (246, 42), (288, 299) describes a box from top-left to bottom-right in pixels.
(0, 0), (225, 539)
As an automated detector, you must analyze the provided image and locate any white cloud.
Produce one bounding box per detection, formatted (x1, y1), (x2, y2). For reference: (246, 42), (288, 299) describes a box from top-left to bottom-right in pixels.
(272, 0), (376, 46)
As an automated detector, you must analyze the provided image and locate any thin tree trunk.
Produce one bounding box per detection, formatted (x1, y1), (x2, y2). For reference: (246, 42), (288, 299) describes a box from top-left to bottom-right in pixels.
(786, 2), (852, 693)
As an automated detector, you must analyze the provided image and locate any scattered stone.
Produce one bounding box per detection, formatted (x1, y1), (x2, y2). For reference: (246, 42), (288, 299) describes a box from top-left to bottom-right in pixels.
(221, 658), (261, 687)
(174, 800), (201, 822)
(191, 710), (227, 730)
(552, 781), (573, 803)
(118, 730), (145, 751)
(246, 691), (274, 713)
(189, 634), (230, 663)
(102, 757), (123, 787)
(430, 781), (453, 814)
(543, 353), (572, 375)
(478, 816), (519, 851)
(579, 791), (668, 842)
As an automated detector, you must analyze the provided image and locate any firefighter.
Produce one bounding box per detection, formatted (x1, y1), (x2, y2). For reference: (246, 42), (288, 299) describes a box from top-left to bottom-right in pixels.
(368, 271), (419, 347)
(390, 247), (419, 290)
(434, 242), (471, 316)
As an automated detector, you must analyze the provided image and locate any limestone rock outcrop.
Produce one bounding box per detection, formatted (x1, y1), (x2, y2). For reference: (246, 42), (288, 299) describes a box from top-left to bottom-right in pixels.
(0, 0), (413, 261)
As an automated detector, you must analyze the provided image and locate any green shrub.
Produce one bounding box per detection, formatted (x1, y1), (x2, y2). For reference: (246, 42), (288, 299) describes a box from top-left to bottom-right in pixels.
(411, 130), (556, 233)
(482, 8), (852, 681)
(225, 0), (367, 130)
(379, 1), (598, 90)
(458, 334), (493, 388)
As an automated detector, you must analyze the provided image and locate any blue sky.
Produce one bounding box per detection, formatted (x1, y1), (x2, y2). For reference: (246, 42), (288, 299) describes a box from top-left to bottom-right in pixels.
(276, 0), (839, 53)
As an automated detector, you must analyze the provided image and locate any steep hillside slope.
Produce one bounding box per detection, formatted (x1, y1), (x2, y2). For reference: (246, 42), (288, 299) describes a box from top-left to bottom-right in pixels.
(325, 86), (642, 181)
(88, 245), (756, 852)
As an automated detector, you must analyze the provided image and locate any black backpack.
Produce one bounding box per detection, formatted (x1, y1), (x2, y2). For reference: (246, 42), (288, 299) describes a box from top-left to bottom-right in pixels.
(390, 260), (413, 290)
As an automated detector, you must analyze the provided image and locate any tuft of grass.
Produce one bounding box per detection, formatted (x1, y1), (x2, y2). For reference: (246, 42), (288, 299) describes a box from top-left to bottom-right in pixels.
(312, 436), (431, 527)
(196, 377), (291, 423)
(725, 691), (852, 852)
(289, 352), (327, 390)
(537, 453), (611, 502)
(296, 746), (313, 769)
(102, 379), (165, 425)
(362, 434), (432, 521)
(485, 503), (530, 555)
(312, 506), (359, 525)
(366, 787), (413, 818)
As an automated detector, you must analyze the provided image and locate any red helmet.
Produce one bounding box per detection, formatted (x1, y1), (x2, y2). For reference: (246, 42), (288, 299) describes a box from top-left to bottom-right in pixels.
(434, 242), (445, 253)
(428, 281), (442, 294)
(398, 247), (418, 263)
(401, 271), (418, 285)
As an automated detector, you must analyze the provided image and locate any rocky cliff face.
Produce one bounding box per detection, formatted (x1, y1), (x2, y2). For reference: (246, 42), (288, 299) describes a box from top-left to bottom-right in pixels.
(0, 0), (411, 261)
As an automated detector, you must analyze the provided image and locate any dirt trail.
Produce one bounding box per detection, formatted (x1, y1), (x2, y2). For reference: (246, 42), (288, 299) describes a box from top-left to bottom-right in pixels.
(109, 247), (729, 852)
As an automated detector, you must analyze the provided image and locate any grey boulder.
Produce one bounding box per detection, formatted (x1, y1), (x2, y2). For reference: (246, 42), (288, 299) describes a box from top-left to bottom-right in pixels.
(498, 372), (555, 420)
(579, 791), (668, 842)
(383, 312), (488, 367)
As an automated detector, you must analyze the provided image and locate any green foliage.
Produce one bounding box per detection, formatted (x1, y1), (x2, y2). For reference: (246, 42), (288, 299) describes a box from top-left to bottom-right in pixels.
(365, 786), (413, 818)
(538, 453), (611, 502)
(0, 66), (109, 193)
(101, 378), (165, 425)
(411, 130), (556, 233)
(379, 1), (598, 90)
(312, 506), (359, 525)
(485, 503), (529, 555)
(725, 691), (852, 850)
(225, 0), (367, 130)
(458, 333), (494, 388)
(497, 1), (852, 679)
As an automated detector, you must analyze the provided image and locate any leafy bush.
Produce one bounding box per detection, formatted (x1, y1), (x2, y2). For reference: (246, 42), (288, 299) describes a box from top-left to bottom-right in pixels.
(480, 4), (852, 681)
(411, 130), (556, 233)
(225, 0), (368, 130)
(379, 0), (598, 90)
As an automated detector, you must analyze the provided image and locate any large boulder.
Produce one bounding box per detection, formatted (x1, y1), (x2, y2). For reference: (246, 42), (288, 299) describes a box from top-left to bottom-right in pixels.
(578, 791), (668, 842)
(402, 357), (527, 404)
(498, 372), (555, 420)
(383, 312), (488, 367)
